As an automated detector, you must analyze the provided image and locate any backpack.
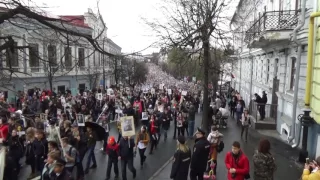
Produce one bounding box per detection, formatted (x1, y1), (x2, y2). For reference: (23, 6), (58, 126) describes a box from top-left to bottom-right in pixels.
(68, 146), (80, 165)
(217, 141), (224, 153)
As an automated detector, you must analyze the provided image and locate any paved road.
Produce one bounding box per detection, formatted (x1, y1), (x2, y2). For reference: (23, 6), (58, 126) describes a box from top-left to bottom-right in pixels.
(19, 114), (203, 180)
(151, 115), (303, 180)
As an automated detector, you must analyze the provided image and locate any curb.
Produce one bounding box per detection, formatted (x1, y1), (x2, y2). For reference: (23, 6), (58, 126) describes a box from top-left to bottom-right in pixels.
(148, 139), (192, 180)
(148, 156), (174, 180)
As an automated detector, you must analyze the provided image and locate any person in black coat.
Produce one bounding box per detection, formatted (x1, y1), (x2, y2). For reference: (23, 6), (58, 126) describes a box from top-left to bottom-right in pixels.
(5, 129), (24, 174)
(33, 129), (49, 173)
(190, 128), (211, 180)
(4, 153), (18, 180)
(118, 136), (136, 180)
(170, 136), (191, 180)
(162, 108), (171, 141)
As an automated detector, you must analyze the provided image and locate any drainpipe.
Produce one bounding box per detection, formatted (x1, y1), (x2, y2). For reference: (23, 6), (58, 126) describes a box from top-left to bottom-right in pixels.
(249, 49), (253, 101)
(239, 58), (242, 92)
(288, 0), (306, 145)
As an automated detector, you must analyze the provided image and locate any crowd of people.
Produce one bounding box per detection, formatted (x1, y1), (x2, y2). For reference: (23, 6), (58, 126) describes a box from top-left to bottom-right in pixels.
(0, 62), (319, 180)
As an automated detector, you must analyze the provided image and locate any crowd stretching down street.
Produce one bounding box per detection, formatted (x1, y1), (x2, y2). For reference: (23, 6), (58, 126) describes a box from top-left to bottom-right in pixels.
(2, 0), (320, 179)
(0, 63), (316, 180)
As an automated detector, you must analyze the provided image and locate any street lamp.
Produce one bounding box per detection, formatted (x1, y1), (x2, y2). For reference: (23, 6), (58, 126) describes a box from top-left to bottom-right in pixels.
(102, 38), (106, 91)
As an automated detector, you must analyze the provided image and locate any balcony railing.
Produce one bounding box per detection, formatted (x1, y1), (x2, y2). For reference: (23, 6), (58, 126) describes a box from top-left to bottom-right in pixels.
(249, 101), (277, 123)
(245, 10), (299, 42)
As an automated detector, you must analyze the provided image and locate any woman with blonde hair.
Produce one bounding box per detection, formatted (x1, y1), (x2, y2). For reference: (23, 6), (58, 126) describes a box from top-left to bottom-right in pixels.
(25, 127), (36, 179)
(41, 151), (60, 180)
(170, 136), (191, 180)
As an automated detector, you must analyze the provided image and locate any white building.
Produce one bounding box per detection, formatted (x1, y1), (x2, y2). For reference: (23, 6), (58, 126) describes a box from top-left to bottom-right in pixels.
(0, 7), (121, 101)
(106, 38), (122, 86)
(230, 0), (315, 145)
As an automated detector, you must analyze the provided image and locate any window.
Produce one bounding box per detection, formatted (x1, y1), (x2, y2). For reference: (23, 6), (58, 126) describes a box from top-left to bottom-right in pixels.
(261, 60), (263, 79)
(290, 57), (296, 90)
(266, 59), (270, 83)
(79, 83), (85, 94)
(29, 43), (40, 72)
(98, 53), (101, 66)
(6, 42), (19, 70)
(57, 85), (66, 94)
(64, 47), (72, 71)
(47, 45), (58, 72)
(78, 48), (85, 69)
(48, 45), (57, 66)
(274, 59), (279, 79)
(255, 61), (258, 79)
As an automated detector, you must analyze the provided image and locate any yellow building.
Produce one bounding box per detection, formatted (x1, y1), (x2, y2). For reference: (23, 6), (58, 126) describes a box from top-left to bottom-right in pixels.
(309, 2), (320, 159)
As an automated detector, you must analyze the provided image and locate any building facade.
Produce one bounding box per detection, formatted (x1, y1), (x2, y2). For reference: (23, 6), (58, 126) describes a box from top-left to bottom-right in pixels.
(0, 8), (121, 102)
(309, 2), (320, 159)
(230, 0), (320, 158)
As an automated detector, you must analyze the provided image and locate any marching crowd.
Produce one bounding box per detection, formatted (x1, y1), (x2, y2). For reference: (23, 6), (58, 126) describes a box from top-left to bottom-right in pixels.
(0, 63), (318, 180)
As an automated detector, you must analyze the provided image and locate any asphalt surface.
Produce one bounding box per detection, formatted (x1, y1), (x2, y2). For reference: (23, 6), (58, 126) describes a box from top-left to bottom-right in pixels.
(19, 114), (203, 180)
(152, 115), (303, 180)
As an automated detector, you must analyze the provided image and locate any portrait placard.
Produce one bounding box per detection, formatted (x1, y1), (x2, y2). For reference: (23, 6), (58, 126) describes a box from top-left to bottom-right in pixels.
(151, 88), (155, 94)
(182, 91), (187, 96)
(167, 89), (172, 95)
(76, 114), (85, 126)
(97, 93), (103, 101)
(40, 113), (48, 122)
(57, 109), (61, 116)
(120, 116), (135, 137)
(141, 112), (148, 120)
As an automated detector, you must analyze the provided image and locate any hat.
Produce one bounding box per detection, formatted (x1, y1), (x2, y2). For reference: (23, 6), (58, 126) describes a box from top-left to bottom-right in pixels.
(54, 158), (66, 166)
(108, 136), (116, 144)
(196, 127), (206, 135)
(177, 135), (186, 144)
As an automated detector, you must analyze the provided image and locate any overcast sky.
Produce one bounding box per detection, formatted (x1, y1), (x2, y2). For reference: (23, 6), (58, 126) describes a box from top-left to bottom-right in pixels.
(31, 0), (162, 54)
(31, 0), (238, 54)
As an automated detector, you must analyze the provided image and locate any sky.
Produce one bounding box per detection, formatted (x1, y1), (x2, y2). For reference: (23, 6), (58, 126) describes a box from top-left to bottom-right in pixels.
(29, 0), (238, 54)
(31, 0), (163, 54)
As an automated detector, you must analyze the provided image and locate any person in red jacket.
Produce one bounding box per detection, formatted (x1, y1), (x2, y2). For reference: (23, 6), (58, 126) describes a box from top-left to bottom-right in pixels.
(225, 141), (250, 180)
(0, 118), (9, 141)
(105, 136), (119, 180)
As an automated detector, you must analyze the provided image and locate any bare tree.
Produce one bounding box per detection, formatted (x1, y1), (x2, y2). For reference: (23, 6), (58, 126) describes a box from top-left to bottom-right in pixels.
(81, 66), (101, 89)
(0, 0), (118, 94)
(145, 0), (232, 131)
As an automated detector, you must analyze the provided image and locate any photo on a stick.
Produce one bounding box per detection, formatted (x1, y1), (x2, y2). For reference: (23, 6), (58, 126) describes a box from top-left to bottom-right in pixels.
(120, 116), (135, 137)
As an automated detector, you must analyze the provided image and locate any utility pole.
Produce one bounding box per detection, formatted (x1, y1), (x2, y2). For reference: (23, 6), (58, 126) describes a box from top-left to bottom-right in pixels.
(102, 38), (106, 91)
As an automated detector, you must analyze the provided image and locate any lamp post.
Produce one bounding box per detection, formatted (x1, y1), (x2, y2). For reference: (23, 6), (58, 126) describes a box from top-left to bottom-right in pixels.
(102, 38), (106, 91)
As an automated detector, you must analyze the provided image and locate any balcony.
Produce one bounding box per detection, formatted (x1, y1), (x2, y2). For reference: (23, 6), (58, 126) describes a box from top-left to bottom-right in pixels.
(245, 10), (299, 48)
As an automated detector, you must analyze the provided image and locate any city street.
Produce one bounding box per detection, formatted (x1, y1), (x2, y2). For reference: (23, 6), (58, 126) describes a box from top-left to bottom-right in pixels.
(151, 115), (303, 180)
(19, 114), (203, 180)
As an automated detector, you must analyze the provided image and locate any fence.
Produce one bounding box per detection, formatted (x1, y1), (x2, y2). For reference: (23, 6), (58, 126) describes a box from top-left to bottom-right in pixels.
(249, 101), (278, 122)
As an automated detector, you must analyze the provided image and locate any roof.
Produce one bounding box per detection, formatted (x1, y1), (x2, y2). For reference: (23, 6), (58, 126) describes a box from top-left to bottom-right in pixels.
(107, 38), (122, 50)
(59, 15), (91, 29)
(230, 0), (244, 25)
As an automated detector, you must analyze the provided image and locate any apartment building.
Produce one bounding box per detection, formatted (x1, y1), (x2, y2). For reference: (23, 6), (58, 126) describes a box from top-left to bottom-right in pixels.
(230, 0), (317, 154)
(0, 8), (121, 101)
